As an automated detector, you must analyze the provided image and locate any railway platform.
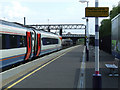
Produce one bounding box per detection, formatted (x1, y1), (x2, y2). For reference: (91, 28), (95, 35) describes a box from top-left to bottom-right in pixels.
(1, 45), (120, 89)
(85, 46), (119, 89)
(2, 45), (84, 89)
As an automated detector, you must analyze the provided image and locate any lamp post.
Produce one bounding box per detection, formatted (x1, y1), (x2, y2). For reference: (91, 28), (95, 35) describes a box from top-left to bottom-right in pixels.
(24, 17), (26, 25)
(80, 0), (89, 61)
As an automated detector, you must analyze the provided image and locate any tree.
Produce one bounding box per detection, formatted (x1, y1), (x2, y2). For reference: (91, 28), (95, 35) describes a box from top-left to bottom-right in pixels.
(99, 5), (120, 37)
(110, 6), (120, 19)
(99, 19), (111, 37)
(99, 4), (120, 53)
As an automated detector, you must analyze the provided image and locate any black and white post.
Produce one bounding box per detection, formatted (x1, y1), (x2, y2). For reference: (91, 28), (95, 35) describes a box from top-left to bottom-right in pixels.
(93, 0), (102, 89)
(85, 1), (89, 61)
(86, 17), (89, 61)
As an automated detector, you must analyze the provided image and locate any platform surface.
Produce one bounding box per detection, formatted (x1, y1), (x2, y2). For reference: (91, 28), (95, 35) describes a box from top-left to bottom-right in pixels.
(3, 45), (84, 88)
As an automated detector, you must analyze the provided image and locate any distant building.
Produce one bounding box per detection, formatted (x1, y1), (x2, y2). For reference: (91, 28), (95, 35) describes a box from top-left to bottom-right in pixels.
(67, 32), (71, 35)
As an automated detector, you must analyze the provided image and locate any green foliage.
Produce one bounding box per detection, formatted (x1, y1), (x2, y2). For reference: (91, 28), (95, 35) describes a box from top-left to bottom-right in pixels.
(110, 6), (120, 19)
(99, 19), (111, 37)
(76, 38), (84, 45)
(99, 4), (120, 38)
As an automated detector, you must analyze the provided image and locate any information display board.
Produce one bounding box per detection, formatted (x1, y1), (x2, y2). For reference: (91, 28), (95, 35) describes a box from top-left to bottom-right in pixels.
(85, 7), (109, 17)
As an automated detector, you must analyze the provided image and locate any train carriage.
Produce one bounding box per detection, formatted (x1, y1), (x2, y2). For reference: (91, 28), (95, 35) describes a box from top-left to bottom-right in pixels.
(0, 20), (35, 68)
(0, 20), (62, 69)
(40, 31), (62, 55)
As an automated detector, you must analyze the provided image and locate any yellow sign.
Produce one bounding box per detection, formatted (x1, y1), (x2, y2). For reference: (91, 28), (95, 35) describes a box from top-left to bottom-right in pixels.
(85, 36), (87, 38)
(85, 7), (109, 17)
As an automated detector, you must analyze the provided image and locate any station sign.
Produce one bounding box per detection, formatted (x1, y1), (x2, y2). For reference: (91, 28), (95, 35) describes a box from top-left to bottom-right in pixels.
(85, 7), (109, 17)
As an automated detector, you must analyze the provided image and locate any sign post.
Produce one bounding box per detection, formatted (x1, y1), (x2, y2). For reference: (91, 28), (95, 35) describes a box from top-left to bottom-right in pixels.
(92, 0), (102, 89)
(85, 0), (109, 89)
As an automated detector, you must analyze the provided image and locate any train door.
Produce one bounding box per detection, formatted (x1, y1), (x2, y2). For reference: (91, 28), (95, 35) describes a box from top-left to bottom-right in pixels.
(36, 33), (41, 56)
(32, 30), (37, 57)
(25, 31), (32, 60)
(31, 32), (35, 57)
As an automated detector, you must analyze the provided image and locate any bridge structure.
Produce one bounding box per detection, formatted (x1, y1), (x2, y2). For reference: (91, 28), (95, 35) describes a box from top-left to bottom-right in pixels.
(62, 34), (95, 38)
(62, 34), (95, 44)
(28, 24), (94, 44)
(28, 24), (86, 31)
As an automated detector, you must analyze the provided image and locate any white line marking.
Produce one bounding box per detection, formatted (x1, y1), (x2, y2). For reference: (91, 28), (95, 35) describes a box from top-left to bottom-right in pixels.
(77, 46), (86, 89)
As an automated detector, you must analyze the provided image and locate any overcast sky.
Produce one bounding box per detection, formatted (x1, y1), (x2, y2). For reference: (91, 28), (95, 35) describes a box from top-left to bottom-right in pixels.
(0, 0), (120, 34)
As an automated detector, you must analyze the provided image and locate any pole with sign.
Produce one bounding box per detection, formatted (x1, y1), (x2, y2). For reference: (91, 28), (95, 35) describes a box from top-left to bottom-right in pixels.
(85, 0), (109, 89)
(93, 0), (102, 89)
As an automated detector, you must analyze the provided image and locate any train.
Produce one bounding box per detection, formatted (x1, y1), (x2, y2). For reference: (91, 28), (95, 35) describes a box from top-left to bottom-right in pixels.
(0, 20), (62, 69)
(62, 39), (73, 47)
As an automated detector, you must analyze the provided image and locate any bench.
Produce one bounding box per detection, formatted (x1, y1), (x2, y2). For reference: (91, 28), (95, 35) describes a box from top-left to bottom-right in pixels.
(105, 64), (118, 76)
(105, 58), (119, 76)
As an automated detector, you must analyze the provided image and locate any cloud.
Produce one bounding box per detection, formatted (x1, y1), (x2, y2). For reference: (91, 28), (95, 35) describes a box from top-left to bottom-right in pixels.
(0, 5), (2, 17)
(0, 0), (75, 3)
(20, 0), (75, 3)
(10, 1), (28, 18)
(1, 1), (29, 19)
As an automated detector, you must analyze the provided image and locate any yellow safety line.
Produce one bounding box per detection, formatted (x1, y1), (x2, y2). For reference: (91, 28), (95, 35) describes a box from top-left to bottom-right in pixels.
(4, 48), (74, 90)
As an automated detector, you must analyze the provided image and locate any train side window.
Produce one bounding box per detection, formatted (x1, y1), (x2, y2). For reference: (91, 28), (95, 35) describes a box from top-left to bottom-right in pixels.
(0, 34), (10, 49)
(42, 38), (46, 45)
(10, 35), (18, 48)
(51, 38), (58, 44)
(42, 38), (58, 45)
(51, 38), (54, 44)
(47, 38), (51, 45)
(10, 35), (26, 48)
(17, 35), (20, 48)
(20, 36), (26, 47)
(54, 39), (58, 44)
(42, 38), (51, 45)
(0, 34), (26, 49)
(56, 39), (58, 44)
